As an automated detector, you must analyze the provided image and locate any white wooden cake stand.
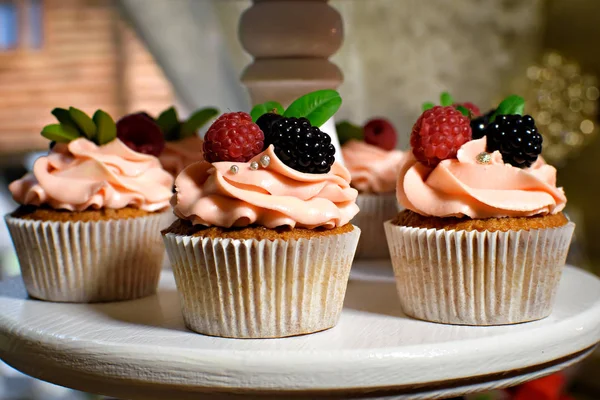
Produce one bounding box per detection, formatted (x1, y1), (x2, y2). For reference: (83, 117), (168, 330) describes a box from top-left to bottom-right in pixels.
(0, 264), (598, 400)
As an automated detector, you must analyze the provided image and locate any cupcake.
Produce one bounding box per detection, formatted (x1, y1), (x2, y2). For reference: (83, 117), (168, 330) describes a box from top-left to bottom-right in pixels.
(5, 107), (174, 303)
(339, 118), (405, 259)
(151, 106), (219, 177)
(162, 90), (361, 338)
(385, 94), (574, 325)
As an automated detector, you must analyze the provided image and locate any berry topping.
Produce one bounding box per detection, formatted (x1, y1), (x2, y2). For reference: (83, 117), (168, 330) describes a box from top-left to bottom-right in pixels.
(410, 106), (472, 167)
(364, 118), (397, 150)
(470, 108), (496, 140)
(116, 113), (165, 157)
(256, 113), (283, 146)
(203, 112), (264, 163)
(486, 114), (542, 168)
(454, 102), (481, 117)
(265, 117), (336, 174)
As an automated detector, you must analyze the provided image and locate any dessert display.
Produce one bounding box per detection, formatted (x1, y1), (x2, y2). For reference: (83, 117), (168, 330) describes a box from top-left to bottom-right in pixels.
(162, 90), (361, 338)
(338, 118), (405, 259)
(385, 94), (574, 325)
(152, 106), (219, 177)
(6, 107), (174, 302)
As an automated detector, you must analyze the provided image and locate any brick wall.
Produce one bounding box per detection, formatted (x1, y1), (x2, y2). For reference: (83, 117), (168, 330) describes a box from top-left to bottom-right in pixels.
(0, 0), (173, 153)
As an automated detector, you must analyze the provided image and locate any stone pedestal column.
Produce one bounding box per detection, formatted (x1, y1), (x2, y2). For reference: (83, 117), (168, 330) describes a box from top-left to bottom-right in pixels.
(238, 0), (344, 107)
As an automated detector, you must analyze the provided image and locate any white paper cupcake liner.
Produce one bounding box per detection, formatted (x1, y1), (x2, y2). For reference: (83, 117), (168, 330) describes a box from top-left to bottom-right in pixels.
(352, 193), (399, 259)
(162, 225), (361, 338)
(384, 220), (575, 325)
(5, 211), (171, 303)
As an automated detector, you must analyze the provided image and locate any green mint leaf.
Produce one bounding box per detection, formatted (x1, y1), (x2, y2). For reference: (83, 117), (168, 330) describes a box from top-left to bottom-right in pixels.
(93, 110), (117, 145)
(250, 101), (284, 122)
(180, 107), (219, 139)
(422, 102), (435, 111)
(283, 89), (342, 127)
(41, 123), (80, 143)
(440, 92), (454, 107)
(489, 95), (525, 123)
(335, 121), (364, 145)
(51, 108), (79, 131)
(68, 107), (97, 140)
(156, 107), (180, 139)
(455, 105), (471, 117)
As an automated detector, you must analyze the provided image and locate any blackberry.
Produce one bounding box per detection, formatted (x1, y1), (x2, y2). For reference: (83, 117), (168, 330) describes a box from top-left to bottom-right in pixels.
(266, 117), (336, 174)
(256, 113), (283, 143)
(470, 108), (495, 140)
(486, 114), (542, 168)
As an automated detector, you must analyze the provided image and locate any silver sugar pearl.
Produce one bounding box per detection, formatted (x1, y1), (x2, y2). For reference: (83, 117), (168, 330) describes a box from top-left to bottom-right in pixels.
(260, 155), (271, 168)
(476, 152), (492, 165)
(229, 165), (239, 174)
(250, 161), (259, 170)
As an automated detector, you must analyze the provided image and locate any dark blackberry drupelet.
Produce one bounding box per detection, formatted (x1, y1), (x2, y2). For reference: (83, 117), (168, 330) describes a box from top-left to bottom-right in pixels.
(266, 117), (336, 174)
(486, 114), (543, 168)
(470, 108), (495, 140)
(256, 113), (283, 145)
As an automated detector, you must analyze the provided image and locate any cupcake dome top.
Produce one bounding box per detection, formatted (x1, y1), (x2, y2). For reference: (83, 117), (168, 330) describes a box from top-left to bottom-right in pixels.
(9, 108), (174, 212)
(396, 94), (567, 219)
(171, 90), (360, 230)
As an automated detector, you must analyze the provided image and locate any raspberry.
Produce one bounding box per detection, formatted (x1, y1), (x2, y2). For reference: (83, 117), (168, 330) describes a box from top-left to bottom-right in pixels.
(364, 118), (397, 150)
(454, 102), (481, 117)
(256, 113), (283, 146)
(410, 106), (472, 167)
(266, 117), (335, 174)
(116, 113), (165, 157)
(486, 114), (542, 168)
(203, 112), (264, 163)
(470, 108), (495, 140)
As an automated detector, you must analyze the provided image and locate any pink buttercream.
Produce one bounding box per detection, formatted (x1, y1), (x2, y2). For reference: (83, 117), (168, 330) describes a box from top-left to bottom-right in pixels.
(342, 140), (406, 194)
(9, 138), (174, 212)
(396, 138), (567, 218)
(159, 136), (205, 177)
(172, 145), (359, 229)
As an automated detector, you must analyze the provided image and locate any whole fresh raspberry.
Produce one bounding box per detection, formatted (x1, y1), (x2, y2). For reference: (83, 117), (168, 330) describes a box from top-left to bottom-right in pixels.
(410, 106), (472, 167)
(454, 102), (481, 117)
(486, 114), (542, 168)
(364, 118), (397, 150)
(117, 113), (165, 157)
(265, 117), (336, 174)
(203, 112), (264, 163)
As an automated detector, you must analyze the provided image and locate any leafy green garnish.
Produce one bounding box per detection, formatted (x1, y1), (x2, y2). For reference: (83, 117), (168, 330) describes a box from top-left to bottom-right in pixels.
(43, 107), (116, 146)
(489, 95), (525, 123)
(41, 124), (80, 143)
(455, 105), (470, 117)
(250, 101), (285, 122)
(93, 110), (117, 145)
(181, 107), (219, 138)
(422, 102), (435, 111)
(283, 89), (342, 127)
(156, 107), (179, 141)
(69, 107), (97, 140)
(335, 121), (364, 145)
(439, 92), (454, 107)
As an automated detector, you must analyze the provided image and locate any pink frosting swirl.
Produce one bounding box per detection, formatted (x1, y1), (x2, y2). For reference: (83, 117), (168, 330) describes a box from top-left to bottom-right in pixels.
(342, 140), (406, 193)
(172, 145), (359, 229)
(10, 138), (174, 212)
(159, 136), (205, 177)
(396, 138), (567, 218)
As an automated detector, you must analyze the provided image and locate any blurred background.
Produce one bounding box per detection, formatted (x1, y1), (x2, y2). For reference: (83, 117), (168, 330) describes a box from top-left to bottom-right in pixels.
(0, 0), (599, 399)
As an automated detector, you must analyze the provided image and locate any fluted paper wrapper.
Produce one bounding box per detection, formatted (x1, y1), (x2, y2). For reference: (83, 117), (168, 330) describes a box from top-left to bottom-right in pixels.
(163, 226), (361, 338)
(384, 220), (575, 325)
(5, 212), (170, 303)
(353, 193), (400, 259)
